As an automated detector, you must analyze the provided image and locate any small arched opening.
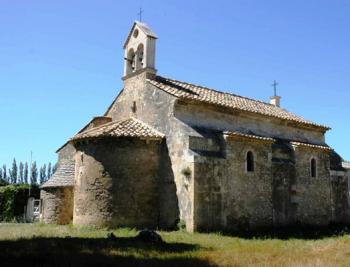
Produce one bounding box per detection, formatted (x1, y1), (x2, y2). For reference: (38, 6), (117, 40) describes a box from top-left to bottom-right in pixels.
(311, 158), (317, 178)
(246, 151), (255, 172)
(136, 43), (144, 70)
(126, 48), (136, 75)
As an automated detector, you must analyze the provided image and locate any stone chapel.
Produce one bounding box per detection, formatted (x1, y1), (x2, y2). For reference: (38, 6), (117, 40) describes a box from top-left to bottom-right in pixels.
(40, 21), (349, 232)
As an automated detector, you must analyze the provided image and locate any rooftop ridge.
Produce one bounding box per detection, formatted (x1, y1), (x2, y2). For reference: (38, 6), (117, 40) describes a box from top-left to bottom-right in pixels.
(129, 117), (165, 138)
(147, 75), (330, 130)
(71, 117), (165, 141)
(156, 75), (274, 107)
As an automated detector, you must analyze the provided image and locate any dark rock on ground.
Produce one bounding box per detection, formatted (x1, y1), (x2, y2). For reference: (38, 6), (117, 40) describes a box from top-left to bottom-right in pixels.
(137, 229), (163, 243)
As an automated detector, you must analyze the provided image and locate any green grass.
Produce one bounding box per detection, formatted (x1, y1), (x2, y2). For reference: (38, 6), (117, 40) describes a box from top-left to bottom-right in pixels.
(1, 223), (350, 266)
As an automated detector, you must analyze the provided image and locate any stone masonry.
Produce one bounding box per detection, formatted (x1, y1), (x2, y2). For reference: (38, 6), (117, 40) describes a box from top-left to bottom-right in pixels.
(40, 21), (349, 232)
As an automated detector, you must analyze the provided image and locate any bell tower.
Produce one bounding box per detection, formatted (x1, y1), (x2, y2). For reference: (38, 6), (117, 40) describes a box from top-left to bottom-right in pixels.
(123, 21), (157, 77)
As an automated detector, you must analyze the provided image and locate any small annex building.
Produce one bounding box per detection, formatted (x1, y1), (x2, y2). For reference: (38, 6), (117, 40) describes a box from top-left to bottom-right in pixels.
(40, 21), (350, 232)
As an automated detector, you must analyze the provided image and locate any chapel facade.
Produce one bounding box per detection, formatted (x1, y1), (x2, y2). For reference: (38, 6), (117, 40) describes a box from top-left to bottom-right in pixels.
(40, 21), (349, 232)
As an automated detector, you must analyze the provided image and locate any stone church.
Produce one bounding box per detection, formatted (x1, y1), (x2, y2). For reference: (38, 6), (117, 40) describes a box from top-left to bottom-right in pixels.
(40, 21), (349, 232)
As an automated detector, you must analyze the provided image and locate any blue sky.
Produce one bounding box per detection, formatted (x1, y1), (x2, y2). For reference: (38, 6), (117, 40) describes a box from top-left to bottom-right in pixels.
(0, 0), (349, 167)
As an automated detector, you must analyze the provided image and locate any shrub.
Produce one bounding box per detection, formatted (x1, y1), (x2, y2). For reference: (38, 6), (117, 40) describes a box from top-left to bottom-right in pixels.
(0, 184), (40, 222)
(0, 179), (8, 187)
(177, 219), (186, 231)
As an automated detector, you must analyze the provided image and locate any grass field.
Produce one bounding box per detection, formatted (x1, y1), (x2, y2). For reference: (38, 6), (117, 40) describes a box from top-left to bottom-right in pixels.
(1, 223), (350, 266)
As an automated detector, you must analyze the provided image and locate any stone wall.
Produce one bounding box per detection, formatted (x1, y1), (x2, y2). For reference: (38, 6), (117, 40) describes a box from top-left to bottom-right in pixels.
(293, 146), (332, 226)
(193, 135), (274, 232)
(73, 137), (176, 229)
(330, 171), (349, 223)
(271, 140), (297, 227)
(174, 101), (325, 145)
(40, 187), (74, 224)
(330, 157), (350, 224)
(191, 133), (348, 231)
(106, 71), (192, 231)
(57, 143), (76, 163)
(102, 70), (348, 232)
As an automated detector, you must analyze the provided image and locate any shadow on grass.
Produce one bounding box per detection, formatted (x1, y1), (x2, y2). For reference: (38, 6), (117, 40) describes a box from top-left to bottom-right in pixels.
(0, 236), (216, 267)
(220, 223), (350, 240)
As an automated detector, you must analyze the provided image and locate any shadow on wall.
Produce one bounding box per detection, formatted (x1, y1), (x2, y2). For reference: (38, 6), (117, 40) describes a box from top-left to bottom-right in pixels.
(158, 141), (180, 229)
(0, 236), (215, 267)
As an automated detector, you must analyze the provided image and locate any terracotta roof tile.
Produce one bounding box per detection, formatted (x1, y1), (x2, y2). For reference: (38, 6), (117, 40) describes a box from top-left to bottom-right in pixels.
(148, 76), (330, 130)
(224, 131), (331, 150)
(224, 131), (276, 142)
(290, 141), (332, 151)
(71, 118), (164, 141)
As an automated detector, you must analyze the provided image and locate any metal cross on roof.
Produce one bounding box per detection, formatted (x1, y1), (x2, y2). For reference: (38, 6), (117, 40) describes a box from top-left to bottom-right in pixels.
(272, 80), (279, 96)
(138, 8), (144, 22)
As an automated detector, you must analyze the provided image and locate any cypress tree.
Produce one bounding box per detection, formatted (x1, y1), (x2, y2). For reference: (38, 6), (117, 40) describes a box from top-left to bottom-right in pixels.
(52, 163), (58, 174)
(39, 165), (46, 184)
(0, 168), (5, 186)
(24, 162), (29, 184)
(11, 158), (18, 184)
(2, 165), (7, 183)
(19, 162), (24, 184)
(43, 164), (47, 182)
(31, 161), (38, 185)
(47, 162), (52, 179)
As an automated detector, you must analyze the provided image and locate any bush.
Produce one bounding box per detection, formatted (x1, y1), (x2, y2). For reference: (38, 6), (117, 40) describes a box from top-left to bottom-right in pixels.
(0, 179), (8, 187)
(0, 184), (40, 222)
(177, 219), (186, 231)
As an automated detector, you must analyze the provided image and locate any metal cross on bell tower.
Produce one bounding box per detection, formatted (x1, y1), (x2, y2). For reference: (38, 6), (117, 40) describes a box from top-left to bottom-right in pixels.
(138, 8), (144, 22)
(270, 80), (281, 107)
(272, 80), (278, 97)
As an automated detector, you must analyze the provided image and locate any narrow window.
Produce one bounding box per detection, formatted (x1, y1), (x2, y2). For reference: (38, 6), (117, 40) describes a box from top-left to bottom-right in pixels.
(131, 101), (137, 113)
(246, 151), (254, 172)
(311, 158), (317, 178)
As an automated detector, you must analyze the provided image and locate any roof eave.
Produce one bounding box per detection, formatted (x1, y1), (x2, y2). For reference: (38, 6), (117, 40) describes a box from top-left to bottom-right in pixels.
(123, 21), (158, 49)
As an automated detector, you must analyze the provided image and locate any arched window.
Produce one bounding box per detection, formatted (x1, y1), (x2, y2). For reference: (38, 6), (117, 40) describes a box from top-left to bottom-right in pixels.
(136, 43), (144, 70)
(126, 49), (136, 75)
(246, 151), (254, 172)
(311, 158), (317, 178)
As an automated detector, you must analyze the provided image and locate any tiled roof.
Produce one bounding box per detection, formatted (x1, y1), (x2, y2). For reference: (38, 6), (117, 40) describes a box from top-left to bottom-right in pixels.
(40, 160), (74, 188)
(147, 76), (330, 130)
(224, 131), (331, 150)
(290, 141), (332, 151)
(71, 117), (165, 141)
(224, 131), (276, 142)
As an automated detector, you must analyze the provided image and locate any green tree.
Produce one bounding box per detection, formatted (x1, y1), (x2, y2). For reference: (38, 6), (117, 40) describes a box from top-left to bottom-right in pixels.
(31, 161), (38, 185)
(2, 165), (7, 183)
(52, 163), (58, 174)
(19, 162), (24, 183)
(39, 164), (47, 184)
(24, 162), (29, 184)
(47, 162), (52, 179)
(0, 169), (7, 186)
(8, 170), (13, 184)
(43, 164), (47, 182)
(11, 158), (18, 184)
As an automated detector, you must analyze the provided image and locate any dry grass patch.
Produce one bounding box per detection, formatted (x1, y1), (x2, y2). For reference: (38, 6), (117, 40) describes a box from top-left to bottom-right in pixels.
(1, 223), (350, 266)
